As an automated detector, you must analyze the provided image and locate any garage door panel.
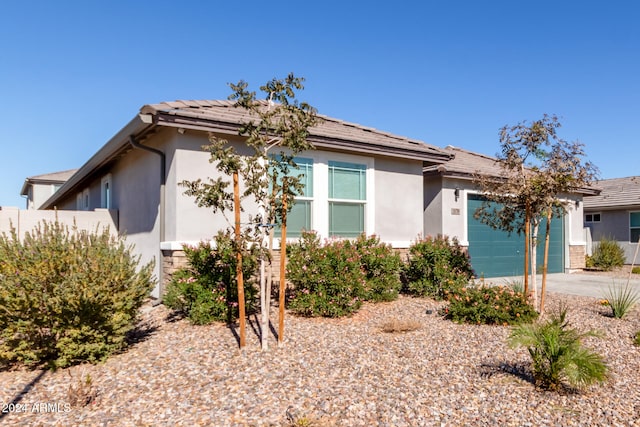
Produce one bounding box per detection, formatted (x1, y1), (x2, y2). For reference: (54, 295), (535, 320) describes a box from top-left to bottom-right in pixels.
(467, 195), (564, 278)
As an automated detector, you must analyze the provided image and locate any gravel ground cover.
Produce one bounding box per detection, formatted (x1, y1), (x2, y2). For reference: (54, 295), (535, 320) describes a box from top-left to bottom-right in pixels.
(1, 285), (640, 426)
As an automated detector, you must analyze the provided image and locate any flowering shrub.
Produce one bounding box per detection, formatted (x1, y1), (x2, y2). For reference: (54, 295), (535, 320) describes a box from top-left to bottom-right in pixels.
(403, 235), (473, 300)
(443, 285), (538, 325)
(354, 234), (402, 302)
(287, 231), (366, 317)
(163, 231), (258, 325)
(0, 221), (154, 369)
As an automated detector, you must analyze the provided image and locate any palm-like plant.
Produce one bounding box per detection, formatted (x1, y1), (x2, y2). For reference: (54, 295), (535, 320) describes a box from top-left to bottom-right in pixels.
(508, 307), (608, 391)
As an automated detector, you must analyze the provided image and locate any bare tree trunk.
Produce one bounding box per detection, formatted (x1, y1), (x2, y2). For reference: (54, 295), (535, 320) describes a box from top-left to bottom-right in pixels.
(258, 157), (269, 351)
(278, 193), (288, 346)
(233, 171), (246, 348)
(524, 203), (531, 295)
(540, 207), (552, 314)
(530, 221), (539, 312)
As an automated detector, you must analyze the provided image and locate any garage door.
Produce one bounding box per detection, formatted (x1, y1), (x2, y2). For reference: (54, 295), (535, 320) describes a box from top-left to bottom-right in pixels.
(467, 194), (564, 278)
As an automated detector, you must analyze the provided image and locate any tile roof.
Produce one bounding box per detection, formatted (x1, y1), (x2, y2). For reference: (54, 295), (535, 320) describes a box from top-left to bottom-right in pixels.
(583, 176), (640, 210)
(140, 100), (452, 162)
(423, 146), (503, 178)
(20, 169), (79, 196)
(25, 169), (78, 182)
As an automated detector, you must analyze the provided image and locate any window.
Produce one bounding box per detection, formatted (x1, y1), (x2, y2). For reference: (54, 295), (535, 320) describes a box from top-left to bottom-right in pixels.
(328, 161), (366, 237)
(101, 174), (112, 209)
(631, 212), (640, 243)
(83, 189), (90, 210)
(275, 158), (313, 238)
(585, 213), (601, 223)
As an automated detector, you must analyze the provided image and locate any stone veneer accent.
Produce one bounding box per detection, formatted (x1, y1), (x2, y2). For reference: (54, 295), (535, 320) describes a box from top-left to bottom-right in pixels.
(568, 245), (586, 270)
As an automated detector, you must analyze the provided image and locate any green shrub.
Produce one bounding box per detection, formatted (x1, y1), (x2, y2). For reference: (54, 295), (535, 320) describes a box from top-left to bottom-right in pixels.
(443, 285), (538, 325)
(632, 266), (640, 275)
(509, 307), (608, 391)
(403, 235), (473, 300)
(602, 281), (639, 319)
(354, 234), (402, 302)
(590, 236), (625, 271)
(634, 331), (640, 346)
(287, 231), (365, 317)
(163, 231), (258, 325)
(0, 221), (154, 369)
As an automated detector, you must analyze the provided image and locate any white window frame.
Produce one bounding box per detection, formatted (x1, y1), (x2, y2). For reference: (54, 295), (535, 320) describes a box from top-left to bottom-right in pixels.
(273, 151), (374, 246)
(585, 212), (601, 223)
(101, 174), (112, 209)
(315, 152), (375, 240)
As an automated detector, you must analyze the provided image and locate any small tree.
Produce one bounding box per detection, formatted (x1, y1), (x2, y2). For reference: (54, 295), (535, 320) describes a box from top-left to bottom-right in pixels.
(181, 73), (317, 349)
(474, 115), (598, 312)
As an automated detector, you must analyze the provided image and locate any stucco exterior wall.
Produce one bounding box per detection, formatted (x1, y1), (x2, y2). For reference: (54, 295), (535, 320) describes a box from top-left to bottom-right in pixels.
(165, 130), (425, 248)
(28, 183), (59, 210)
(586, 208), (639, 263)
(423, 176), (443, 237)
(423, 176), (468, 243)
(0, 207), (117, 239)
(374, 157), (424, 245)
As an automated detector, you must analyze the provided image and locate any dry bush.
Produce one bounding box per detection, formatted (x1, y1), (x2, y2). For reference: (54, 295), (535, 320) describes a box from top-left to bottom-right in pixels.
(380, 319), (422, 333)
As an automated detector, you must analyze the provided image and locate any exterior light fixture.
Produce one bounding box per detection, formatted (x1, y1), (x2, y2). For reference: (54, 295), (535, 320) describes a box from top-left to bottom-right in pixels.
(454, 187), (460, 202)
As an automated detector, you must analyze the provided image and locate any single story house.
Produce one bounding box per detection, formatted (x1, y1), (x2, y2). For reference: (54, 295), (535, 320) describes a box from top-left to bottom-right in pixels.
(423, 146), (596, 278)
(583, 176), (640, 264)
(20, 169), (78, 210)
(39, 100), (453, 298)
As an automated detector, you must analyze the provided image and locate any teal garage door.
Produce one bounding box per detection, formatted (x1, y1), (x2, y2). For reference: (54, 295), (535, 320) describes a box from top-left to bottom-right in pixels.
(467, 195), (564, 278)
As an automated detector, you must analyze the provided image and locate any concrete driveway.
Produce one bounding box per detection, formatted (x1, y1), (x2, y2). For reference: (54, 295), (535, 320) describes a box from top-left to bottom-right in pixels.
(488, 273), (640, 299)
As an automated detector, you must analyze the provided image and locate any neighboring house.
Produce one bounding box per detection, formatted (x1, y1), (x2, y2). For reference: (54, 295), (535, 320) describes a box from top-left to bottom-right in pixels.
(423, 146), (596, 278)
(20, 169), (78, 209)
(583, 176), (640, 264)
(40, 100), (453, 298)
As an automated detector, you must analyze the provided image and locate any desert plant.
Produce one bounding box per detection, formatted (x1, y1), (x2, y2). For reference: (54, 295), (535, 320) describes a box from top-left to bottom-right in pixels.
(590, 236), (625, 271)
(67, 372), (98, 408)
(505, 278), (525, 294)
(287, 231), (366, 317)
(632, 266), (640, 275)
(403, 235), (473, 300)
(601, 281), (639, 319)
(444, 285), (538, 325)
(634, 331), (640, 346)
(163, 231), (259, 325)
(0, 220), (154, 369)
(354, 234), (402, 302)
(509, 307), (608, 391)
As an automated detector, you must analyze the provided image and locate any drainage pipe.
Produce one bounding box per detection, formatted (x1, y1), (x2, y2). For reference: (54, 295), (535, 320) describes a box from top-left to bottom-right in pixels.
(129, 135), (166, 302)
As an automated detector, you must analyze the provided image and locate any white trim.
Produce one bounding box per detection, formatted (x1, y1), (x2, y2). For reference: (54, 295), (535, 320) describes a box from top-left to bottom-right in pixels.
(160, 240), (215, 250)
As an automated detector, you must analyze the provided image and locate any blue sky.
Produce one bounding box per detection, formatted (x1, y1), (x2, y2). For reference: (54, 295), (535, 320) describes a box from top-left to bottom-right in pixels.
(1, 1), (638, 207)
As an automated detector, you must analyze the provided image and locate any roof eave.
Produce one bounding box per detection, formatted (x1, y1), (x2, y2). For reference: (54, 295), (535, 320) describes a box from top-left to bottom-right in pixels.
(40, 115), (153, 209)
(152, 110), (453, 163)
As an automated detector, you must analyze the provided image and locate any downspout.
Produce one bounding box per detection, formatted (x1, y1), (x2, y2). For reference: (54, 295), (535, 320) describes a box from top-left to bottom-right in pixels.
(129, 135), (166, 303)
